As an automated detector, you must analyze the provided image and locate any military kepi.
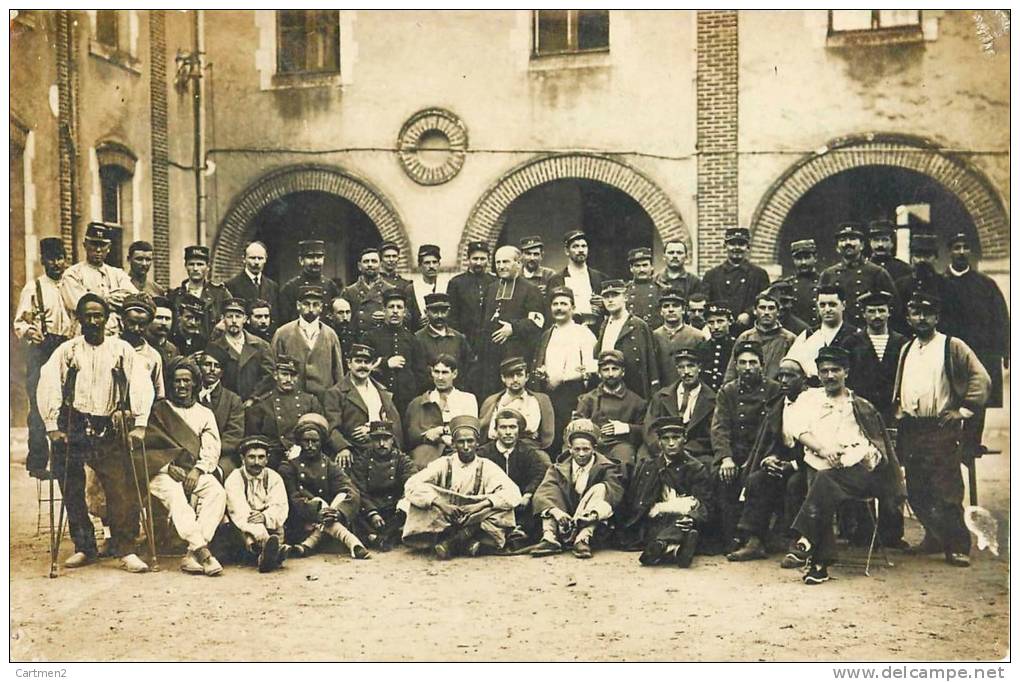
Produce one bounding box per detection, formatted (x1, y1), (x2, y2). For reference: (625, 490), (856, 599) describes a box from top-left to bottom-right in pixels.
(84, 222), (112, 243)
(724, 227), (751, 243)
(299, 240), (327, 256)
(816, 345), (850, 368)
(627, 247), (652, 263)
(789, 238), (816, 255)
(184, 245), (210, 262)
(519, 235), (544, 251)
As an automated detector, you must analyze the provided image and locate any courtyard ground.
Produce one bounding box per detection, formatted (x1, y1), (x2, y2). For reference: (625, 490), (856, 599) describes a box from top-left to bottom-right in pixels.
(8, 408), (1010, 662)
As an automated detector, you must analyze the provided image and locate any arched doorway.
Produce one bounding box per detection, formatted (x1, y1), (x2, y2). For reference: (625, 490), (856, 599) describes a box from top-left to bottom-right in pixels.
(779, 165), (979, 274)
(211, 164), (409, 285)
(495, 179), (658, 280)
(462, 153), (688, 273)
(751, 133), (1009, 267)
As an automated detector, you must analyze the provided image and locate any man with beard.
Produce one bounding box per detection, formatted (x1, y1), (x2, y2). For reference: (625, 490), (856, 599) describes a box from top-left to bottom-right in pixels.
(479, 357), (555, 458)
(279, 413), (370, 559)
(574, 350), (647, 477)
(402, 415), (522, 559)
(340, 246), (391, 337)
(711, 340), (782, 552)
(653, 291), (709, 388)
(272, 285), (345, 403)
(786, 285), (870, 386)
(279, 240), (341, 325)
(819, 223), (898, 329)
(349, 421), (418, 551)
(788, 239), (820, 328)
(14, 237), (74, 479)
(169, 246), (229, 340)
(245, 299), (275, 343)
(410, 244), (446, 331)
(686, 293), (710, 334)
(324, 344), (404, 468)
(624, 247), (663, 330)
(941, 232), (1010, 462)
(476, 246), (546, 399)
(867, 220), (912, 283)
(205, 297), (276, 406)
(196, 346), (245, 479)
(519, 236), (556, 296)
(447, 240), (496, 346)
(172, 294), (209, 357)
(145, 357), (227, 576)
(644, 346), (717, 466)
(893, 292), (990, 567)
(726, 358), (808, 563)
(146, 296), (180, 388)
(365, 289), (426, 417)
(60, 223), (136, 335)
(126, 241), (165, 298)
(594, 280), (659, 400)
(225, 241), (280, 323)
(619, 417), (713, 568)
(530, 419), (625, 559)
(703, 228), (771, 333)
(414, 292), (474, 391)
(786, 346), (905, 584)
(701, 303), (735, 393)
(121, 294), (165, 399)
(768, 279), (810, 336)
(653, 239), (706, 302)
(380, 241), (417, 328)
(531, 286), (597, 454)
(477, 408), (551, 548)
(547, 230), (609, 327)
(38, 293), (153, 572)
(892, 232), (946, 335)
(405, 354), (479, 468)
(221, 434), (288, 572)
(724, 292), (796, 384)
(245, 356), (323, 469)
(324, 296), (356, 373)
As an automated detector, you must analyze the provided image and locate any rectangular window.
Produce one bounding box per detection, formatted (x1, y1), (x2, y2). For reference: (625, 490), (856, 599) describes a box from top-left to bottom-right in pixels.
(534, 9), (609, 56)
(277, 10), (340, 74)
(95, 9), (119, 48)
(829, 10), (921, 33)
(99, 164), (133, 238)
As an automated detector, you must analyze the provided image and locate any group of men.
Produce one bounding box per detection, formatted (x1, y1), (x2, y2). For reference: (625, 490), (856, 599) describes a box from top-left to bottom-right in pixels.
(15, 218), (1007, 584)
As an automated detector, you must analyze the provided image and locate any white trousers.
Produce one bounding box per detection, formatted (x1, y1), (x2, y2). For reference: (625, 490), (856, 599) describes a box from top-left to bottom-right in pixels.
(149, 469), (226, 552)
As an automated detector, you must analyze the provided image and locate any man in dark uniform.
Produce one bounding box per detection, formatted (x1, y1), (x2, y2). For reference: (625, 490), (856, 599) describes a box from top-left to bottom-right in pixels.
(324, 296), (356, 373)
(789, 239), (821, 328)
(941, 232), (1010, 459)
(204, 297), (276, 406)
(414, 292), (474, 391)
(651, 290), (705, 388)
(818, 223), (898, 329)
(574, 350), (648, 477)
(644, 346), (717, 466)
(244, 355), (323, 469)
(380, 240), (418, 329)
(339, 246), (391, 337)
(769, 279), (810, 336)
(701, 303), (735, 393)
(594, 280), (659, 400)
(169, 245), (230, 341)
(892, 232), (946, 336)
(172, 293), (209, 357)
(146, 296), (180, 387)
(547, 230), (609, 328)
(867, 220), (912, 283)
(519, 236), (557, 297)
(365, 289), (426, 417)
(279, 240), (341, 325)
(653, 239), (706, 302)
(711, 339), (782, 552)
(225, 241), (280, 324)
(624, 246), (662, 330)
(447, 240), (496, 342)
(703, 227), (771, 333)
(349, 421), (417, 550)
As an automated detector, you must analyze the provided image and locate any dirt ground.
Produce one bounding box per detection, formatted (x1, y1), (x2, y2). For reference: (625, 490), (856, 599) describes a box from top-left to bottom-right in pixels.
(9, 416), (1010, 662)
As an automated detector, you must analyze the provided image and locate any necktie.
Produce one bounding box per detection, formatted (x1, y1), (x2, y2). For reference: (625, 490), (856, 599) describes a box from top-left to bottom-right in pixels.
(678, 390), (691, 422)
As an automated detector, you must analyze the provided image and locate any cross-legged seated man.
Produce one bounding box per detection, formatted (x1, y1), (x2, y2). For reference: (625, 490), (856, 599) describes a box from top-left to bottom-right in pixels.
(349, 421), (418, 551)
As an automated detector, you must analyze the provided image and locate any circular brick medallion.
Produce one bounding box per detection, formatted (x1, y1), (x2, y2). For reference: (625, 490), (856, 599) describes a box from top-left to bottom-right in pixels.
(397, 108), (468, 186)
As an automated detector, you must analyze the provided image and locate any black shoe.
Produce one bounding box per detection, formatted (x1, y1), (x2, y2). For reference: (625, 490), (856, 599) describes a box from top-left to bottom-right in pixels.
(675, 530), (699, 568)
(945, 552), (971, 568)
(258, 535), (281, 573)
(780, 539), (811, 569)
(802, 563), (830, 585)
(351, 545), (371, 560)
(639, 540), (668, 566)
(289, 544), (308, 559)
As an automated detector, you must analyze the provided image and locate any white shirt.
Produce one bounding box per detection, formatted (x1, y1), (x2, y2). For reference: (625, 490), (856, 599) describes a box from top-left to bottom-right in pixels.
(412, 277), (445, 317)
(899, 333), (951, 418)
(601, 313), (629, 353)
(246, 270), (262, 288)
(571, 457), (594, 495)
(225, 466), (288, 535)
(545, 321), (598, 385)
(564, 263), (594, 315)
(165, 401), (221, 474)
(784, 387), (881, 471)
(353, 379), (384, 422)
(427, 388), (479, 424)
(224, 332), (245, 356)
(787, 323), (844, 378)
(298, 317), (321, 348)
(198, 380), (220, 406)
(14, 275), (75, 339)
(404, 455), (522, 509)
(491, 391), (542, 439)
(948, 265), (970, 277)
(675, 382), (702, 424)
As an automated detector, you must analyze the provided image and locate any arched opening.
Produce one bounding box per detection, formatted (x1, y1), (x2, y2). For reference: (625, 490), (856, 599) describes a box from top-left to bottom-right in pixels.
(249, 190), (383, 287)
(779, 165), (980, 274)
(495, 179), (659, 279)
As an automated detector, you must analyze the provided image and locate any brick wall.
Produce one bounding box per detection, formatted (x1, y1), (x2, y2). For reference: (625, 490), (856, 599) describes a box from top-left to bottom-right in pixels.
(56, 10), (76, 260)
(696, 10), (738, 271)
(149, 10), (171, 288)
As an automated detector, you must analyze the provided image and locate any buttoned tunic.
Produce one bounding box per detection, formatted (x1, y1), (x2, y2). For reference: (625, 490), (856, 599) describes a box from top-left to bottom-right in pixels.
(711, 377), (782, 467)
(818, 259), (898, 329)
(702, 260), (771, 320)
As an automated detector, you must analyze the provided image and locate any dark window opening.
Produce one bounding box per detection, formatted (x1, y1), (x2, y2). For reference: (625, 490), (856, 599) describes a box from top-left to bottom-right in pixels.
(96, 10), (119, 48)
(277, 10), (341, 75)
(534, 9), (609, 56)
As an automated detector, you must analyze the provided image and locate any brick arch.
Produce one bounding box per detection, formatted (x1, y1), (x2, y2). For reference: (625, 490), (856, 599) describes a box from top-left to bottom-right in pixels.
(211, 164), (409, 281)
(750, 133), (1009, 263)
(460, 153), (688, 266)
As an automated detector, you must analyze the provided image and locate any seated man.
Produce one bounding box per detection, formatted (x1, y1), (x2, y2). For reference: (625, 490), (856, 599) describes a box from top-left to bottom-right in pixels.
(644, 346), (716, 466)
(349, 421), (418, 551)
(479, 356), (556, 455)
(244, 355), (322, 469)
(404, 354), (479, 468)
(530, 419), (625, 559)
(477, 408), (552, 548)
(727, 358), (808, 563)
(402, 415), (522, 559)
(145, 357), (227, 576)
(573, 350), (647, 476)
(618, 417), (713, 568)
(220, 434), (288, 572)
(785, 346), (905, 584)
(278, 413), (370, 560)
(197, 346), (244, 480)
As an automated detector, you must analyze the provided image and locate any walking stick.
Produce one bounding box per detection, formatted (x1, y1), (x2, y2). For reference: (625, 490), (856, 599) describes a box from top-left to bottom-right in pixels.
(137, 437), (160, 571)
(49, 432), (72, 579)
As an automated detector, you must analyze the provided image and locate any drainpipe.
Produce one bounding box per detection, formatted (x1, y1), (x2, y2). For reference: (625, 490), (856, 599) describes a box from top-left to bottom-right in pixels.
(193, 9), (207, 246)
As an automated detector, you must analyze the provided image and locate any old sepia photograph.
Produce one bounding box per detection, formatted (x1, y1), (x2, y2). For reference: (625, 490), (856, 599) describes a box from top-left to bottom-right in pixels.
(7, 8), (1011, 668)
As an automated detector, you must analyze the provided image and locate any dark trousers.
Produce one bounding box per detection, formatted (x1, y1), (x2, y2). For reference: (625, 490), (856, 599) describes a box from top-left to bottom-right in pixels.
(53, 410), (141, 557)
(211, 523), (284, 564)
(715, 477), (743, 549)
(737, 468), (806, 540)
(549, 379), (587, 456)
(791, 464), (879, 564)
(899, 417), (971, 555)
(24, 335), (67, 472)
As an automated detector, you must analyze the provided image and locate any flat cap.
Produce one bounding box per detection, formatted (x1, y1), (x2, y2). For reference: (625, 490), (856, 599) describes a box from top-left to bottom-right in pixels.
(597, 349), (625, 367)
(349, 344), (376, 360)
(298, 285), (325, 300)
(548, 286), (574, 303)
(562, 230), (587, 247)
(418, 244), (441, 260)
(724, 227), (751, 243)
(200, 343), (231, 368)
(499, 356), (528, 375)
(299, 240), (327, 256)
(424, 292), (451, 308)
(627, 247), (653, 263)
(816, 345), (850, 368)
(184, 245), (210, 262)
(789, 238), (817, 255)
(519, 236), (544, 251)
(238, 434), (273, 455)
(600, 279), (626, 294)
(83, 222), (112, 243)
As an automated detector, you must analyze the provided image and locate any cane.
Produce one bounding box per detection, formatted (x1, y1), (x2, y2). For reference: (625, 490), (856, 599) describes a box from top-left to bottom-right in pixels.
(136, 437), (160, 571)
(49, 432), (72, 579)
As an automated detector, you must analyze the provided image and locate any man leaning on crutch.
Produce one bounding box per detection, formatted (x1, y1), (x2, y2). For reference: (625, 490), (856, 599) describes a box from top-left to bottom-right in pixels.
(37, 292), (155, 573)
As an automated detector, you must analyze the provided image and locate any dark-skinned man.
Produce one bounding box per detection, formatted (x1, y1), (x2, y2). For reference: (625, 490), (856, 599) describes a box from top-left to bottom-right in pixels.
(244, 355), (323, 470)
(279, 240), (341, 325)
(59, 223), (136, 336)
(818, 223), (898, 330)
(573, 350), (647, 478)
(788, 239), (821, 328)
(703, 227), (771, 334)
(644, 346), (717, 466)
(120, 294), (165, 400)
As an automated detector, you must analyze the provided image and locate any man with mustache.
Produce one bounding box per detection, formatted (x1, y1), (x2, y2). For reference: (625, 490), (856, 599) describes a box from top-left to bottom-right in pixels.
(204, 297), (276, 406)
(409, 244), (447, 332)
(574, 350), (647, 477)
(518, 236), (556, 297)
(279, 240), (341, 325)
(168, 245), (230, 341)
(818, 223), (899, 329)
(342, 246), (394, 337)
(145, 295), (180, 388)
(867, 220), (911, 283)
(245, 355), (323, 470)
(788, 239), (820, 328)
(892, 232), (947, 336)
(653, 239), (706, 303)
(547, 230), (610, 328)
(245, 299), (275, 343)
(703, 227), (771, 333)
(700, 303), (736, 393)
(271, 285), (345, 404)
(414, 292), (474, 392)
(225, 241), (280, 329)
(221, 434), (289, 572)
(59, 223), (136, 336)
(446, 240), (496, 343)
(644, 345), (717, 466)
